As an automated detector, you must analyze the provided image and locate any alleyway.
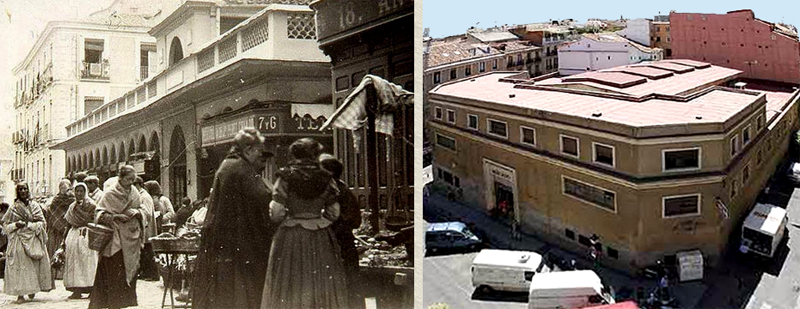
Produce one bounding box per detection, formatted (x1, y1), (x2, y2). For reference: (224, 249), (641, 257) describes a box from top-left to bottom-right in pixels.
(0, 279), (173, 309)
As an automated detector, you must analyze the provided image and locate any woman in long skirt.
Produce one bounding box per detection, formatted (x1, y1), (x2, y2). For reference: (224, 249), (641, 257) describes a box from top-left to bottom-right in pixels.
(2, 183), (53, 303)
(45, 179), (74, 280)
(63, 182), (99, 299)
(261, 138), (348, 309)
(89, 166), (146, 309)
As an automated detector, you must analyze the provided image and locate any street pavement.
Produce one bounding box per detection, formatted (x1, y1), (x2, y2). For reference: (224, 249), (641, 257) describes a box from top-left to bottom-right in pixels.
(423, 193), (706, 309)
(0, 279), (179, 309)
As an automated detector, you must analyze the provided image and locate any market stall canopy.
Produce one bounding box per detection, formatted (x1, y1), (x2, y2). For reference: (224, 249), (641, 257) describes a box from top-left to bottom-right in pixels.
(320, 74), (413, 146)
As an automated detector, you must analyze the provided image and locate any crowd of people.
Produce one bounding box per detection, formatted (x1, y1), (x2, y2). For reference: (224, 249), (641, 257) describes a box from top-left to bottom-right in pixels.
(0, 129), (362, 309)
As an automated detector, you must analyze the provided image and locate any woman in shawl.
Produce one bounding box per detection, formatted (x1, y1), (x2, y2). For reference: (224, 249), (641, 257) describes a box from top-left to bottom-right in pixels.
(261, 138), (348, 309)
(193, 128), (275, 309)
(63, 182), (99, 299)
(2, 182), (53, 303)
(45, 179), (74, 280)
(89, 165), (146, 309)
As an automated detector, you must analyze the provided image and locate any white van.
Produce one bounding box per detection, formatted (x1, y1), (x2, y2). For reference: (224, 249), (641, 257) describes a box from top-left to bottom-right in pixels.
(471, 249), (550, 292)
(740, 203), (788, 258)
(528, 270), (615, 309)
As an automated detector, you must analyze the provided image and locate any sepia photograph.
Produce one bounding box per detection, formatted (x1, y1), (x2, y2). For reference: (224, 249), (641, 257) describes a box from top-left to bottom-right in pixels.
(423, 0), (800, 308)
(0, 0), (414, 308)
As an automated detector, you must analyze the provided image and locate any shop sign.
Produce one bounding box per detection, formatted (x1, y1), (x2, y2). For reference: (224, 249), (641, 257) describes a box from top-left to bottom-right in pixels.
(201, 115), (255, 147)
(289, 114), (331, 134)
(316, 0), (413, 40)
(133, 161), (146, 175)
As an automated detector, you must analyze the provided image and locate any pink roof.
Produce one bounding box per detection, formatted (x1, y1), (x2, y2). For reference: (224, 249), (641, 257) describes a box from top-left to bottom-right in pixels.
(609, 66), (674, 79)
(637, 62), (695, 73)
(432, 67), (763, 128)
(581, 301), (640, 309)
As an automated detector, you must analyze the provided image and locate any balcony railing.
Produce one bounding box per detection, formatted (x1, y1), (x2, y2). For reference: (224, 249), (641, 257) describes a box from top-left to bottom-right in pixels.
(140, 66), (149, 80)
(81, 60), (110, 80)
(66, 6), (325, 138)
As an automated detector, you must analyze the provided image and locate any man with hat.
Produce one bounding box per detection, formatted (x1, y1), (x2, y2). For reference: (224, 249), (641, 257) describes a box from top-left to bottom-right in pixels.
(84, 176), (104, 203)
(192, 128), (276, 309)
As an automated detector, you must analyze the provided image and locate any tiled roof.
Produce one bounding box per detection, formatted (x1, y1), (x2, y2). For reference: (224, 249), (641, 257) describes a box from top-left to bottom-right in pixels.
(426, 39), (538, 69)
(429, 60), (786, 129)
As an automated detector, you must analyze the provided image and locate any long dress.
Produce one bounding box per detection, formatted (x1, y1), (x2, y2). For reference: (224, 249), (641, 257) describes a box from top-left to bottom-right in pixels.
(88, 182), (145, 309)
(45, 192), (74, 279)
(2, 199), (54, 296)
(261, 160), (348, 309)
(192, 152), (275, 309)
(63, 198), (98, 293)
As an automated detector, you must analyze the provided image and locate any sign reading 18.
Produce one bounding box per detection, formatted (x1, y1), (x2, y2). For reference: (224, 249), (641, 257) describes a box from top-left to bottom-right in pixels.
(338, 3), (357, 29)
(258, 116), (278, 131)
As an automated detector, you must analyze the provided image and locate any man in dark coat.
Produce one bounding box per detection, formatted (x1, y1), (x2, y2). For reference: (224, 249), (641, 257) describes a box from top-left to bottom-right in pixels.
(192, 128), (275, 309)
(320, 153), (363, 309)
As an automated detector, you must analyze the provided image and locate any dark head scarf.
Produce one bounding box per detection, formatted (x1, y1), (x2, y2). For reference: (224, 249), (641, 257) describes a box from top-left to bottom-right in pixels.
(48, 179), (75, 232)
(144, 180), (162, 196)
(276, 138), (331, 200)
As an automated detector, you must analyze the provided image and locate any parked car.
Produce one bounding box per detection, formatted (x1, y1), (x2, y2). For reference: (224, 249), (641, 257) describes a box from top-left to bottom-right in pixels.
(786, 162), (800, 185)
(425, 221), (482, 255)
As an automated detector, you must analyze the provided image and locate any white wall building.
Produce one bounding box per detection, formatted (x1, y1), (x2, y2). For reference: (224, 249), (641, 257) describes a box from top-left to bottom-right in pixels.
(558, 33), (663, 76)
(618, 18), (651, 46)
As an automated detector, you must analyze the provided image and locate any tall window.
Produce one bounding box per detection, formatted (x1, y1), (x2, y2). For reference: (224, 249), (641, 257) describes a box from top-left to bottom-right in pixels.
(479, 62), (486, 72)
(433, 72), (441, 84)
(663, 148), (700, 171)
(140, 44), (156, 80)
(84, 39), (104, 64)
(730, 135), (739, 157)
(520, 126), (536, 146)
(743, 125), (751, 145)
(467, 114), (479, 130)
(446, 109), (456, 124)
(450, 69), (457, 80)
(434, 107), (443, 120)
(492, 59), (498, 69)
(465, 65), (471, 76)
(169, 37), (184, 67)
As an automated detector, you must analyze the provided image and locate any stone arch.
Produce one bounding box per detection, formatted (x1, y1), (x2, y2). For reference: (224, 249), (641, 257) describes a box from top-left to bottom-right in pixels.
(110, 144), (117, 163)
(95, 149), (101, 168)
(129, 138), (135, 156)
(102, 146), (108, 165)
(119, 141), (126, 163)
(169, 125), (187, 203)
(138, 135), (147, 154)
(169, 37), (184, 67)
(150, 131), (160, 153)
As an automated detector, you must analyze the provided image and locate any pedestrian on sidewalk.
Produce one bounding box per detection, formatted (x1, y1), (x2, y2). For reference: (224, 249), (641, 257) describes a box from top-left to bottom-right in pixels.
(44, 179), (74, 280)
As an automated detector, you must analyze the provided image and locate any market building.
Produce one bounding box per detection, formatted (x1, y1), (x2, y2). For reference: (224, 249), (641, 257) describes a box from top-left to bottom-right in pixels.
(54, 0), (332, 204)
(12, 8), (160, 198)
(428, 59), (800, 271)
(312, 0), (414, 307)
(670, 9), (800, 84)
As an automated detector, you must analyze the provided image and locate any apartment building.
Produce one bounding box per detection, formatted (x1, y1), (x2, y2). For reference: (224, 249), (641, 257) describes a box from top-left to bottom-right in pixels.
(559, 32), (663, 75)
(618, 18), (652, 46)
(670, 9), (800, 84)
(510, 23), (578, 76)
(428, 59), (800, 271)
(12, 11), (158, 197)
(651, 18), (672, 57)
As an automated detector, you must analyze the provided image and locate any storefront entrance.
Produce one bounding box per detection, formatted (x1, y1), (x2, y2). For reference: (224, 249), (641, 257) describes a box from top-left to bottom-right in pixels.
(170, 127), (187, 204)
(483, 159), (519, 224)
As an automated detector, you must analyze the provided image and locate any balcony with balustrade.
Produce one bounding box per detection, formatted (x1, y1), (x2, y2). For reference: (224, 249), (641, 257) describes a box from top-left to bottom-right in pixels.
(81, 59), (110, 80)
(65, 5), (329, 138)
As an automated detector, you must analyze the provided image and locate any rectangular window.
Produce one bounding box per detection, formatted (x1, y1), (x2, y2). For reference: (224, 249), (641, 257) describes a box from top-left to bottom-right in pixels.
(607, 247), (619, 259)
(663, 148), (701, 171)
(663, 194), (701, 218)
(730, 135), (739, 156)
(743, 164), (750, 183)
(84, 97), (103, 116)
(578, 235), (592, 247)
(479, 62), (486, 72)
(563, 176), (616, 213)
(465, 66), (471, 76)
(450, 69), (457, 80)
(657, 37), (661, 42)
(492, 59), (498, 69)
(757, 149), (763, 165)
(433, 72), (441, 84)
(487, 119), (508, 138)
(560, 135), (579, 158)
(743, 125), (751, 145)
(446, 109), (456, 124)
(467, 114), (479, 130)
(592, 142), (615, 167)
(730, 177), (738, 199)
(757, 115), (765, 131)
(520, 126), (536, 146)
(335, 76), (349, 91)
(434, 107), (443, 120)
(435, 134), (456, 151)
(84, 39), (104, 63)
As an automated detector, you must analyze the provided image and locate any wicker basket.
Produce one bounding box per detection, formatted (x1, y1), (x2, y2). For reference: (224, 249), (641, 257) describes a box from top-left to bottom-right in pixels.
(151, 237), (200, 254)
(87, 223), (114, 251)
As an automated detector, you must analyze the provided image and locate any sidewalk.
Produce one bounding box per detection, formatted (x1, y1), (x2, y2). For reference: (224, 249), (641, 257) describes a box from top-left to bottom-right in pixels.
(424, 192), (706, 308)
(0, 279), (173, 308)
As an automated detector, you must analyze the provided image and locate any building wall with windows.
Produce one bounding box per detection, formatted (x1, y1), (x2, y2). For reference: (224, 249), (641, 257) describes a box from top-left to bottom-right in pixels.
(559, 34), (663, 75)
(12, 17), (155, 197)
(428, 62), (800, 271)
(670, 10), (800, 84)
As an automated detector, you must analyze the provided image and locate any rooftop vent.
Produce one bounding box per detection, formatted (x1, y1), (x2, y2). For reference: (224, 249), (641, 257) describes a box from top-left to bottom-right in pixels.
(734, 82), (747, 89)
(471, 79), (476, 82)
(519, 254), (530, 263)
(695, 116), (703, 120)
(592, 111), (602, 117)
(509, 93), (516, 98)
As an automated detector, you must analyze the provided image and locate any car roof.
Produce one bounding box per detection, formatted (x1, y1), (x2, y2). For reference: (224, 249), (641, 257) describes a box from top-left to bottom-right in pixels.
(426, 221), (467, 232)
(472, 249), (543, 269)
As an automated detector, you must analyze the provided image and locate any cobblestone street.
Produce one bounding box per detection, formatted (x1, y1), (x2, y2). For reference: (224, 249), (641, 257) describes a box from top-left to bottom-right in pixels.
(0, 279), (176, 309)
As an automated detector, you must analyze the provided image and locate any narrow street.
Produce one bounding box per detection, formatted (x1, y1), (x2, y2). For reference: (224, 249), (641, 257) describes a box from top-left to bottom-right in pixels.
(0, 279), (176, 309)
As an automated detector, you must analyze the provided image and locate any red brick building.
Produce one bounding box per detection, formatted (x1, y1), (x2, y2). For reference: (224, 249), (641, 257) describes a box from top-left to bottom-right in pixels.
(670, 10), (800, 84)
